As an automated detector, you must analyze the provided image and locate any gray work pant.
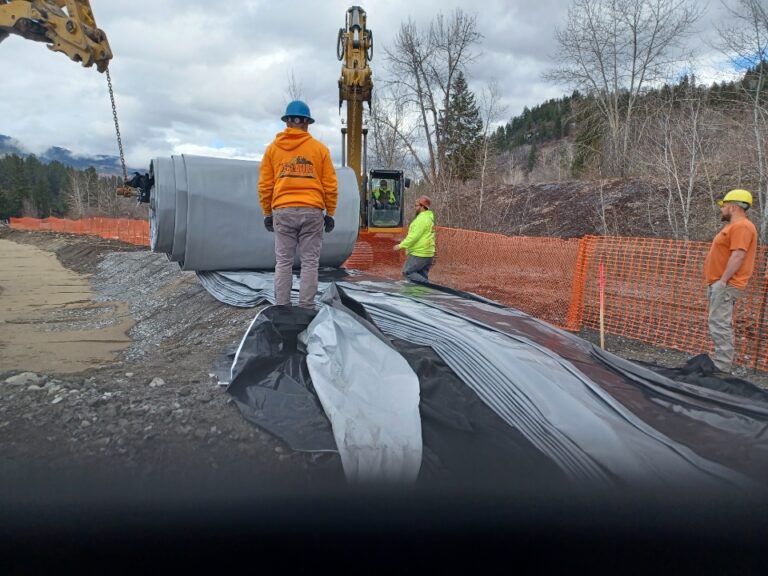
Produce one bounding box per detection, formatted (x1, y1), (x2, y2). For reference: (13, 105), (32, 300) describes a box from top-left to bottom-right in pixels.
(402, 255), (434, 284)
(273, 207), (324, 308)
(707, 283), (744, 372)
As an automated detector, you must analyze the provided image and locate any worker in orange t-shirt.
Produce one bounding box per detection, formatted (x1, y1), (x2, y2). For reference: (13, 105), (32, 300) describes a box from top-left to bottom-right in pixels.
(703, 189), (758, 373)
(259, 100), (338, 309)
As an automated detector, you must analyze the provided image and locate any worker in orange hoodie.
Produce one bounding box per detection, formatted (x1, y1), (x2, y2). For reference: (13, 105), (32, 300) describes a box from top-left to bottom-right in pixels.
(259, 100), (338, 308)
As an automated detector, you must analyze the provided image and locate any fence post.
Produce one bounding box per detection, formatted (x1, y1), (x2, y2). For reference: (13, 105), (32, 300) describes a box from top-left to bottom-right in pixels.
(565, 236), (592, 332)
(750, 249), (768, 372)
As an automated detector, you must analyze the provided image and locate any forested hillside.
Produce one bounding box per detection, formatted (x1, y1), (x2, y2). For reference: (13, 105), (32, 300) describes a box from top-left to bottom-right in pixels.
(0, 154), (139, 220)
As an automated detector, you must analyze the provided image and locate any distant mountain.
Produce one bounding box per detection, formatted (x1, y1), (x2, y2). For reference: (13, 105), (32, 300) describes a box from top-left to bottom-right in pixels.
(0, 134), (143, 176)
(42, 146), (135, 175)
(0, 134), (25, 156)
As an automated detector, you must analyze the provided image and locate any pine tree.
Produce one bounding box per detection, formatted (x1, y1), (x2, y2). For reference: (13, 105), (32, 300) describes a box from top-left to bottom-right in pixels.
(438, 70), (483, 181)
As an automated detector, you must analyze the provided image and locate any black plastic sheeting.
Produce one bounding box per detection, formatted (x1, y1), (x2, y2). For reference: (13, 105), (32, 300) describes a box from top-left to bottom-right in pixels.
(637, 353), (768, 402)
(226, 306), (336, 453)
(218, 279), (768, 490)
(339, 273), (768, 487)
(223, 293), (570, 490)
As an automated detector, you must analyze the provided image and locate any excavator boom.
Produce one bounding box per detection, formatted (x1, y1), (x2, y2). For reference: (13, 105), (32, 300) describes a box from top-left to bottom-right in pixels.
(338, 5), (373, 191)
(337, 6), (408, 234)
(0, 0), (112, 72)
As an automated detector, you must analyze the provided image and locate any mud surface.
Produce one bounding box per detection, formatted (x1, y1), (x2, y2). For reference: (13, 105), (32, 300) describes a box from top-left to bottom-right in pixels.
(0, 238), (133, 373)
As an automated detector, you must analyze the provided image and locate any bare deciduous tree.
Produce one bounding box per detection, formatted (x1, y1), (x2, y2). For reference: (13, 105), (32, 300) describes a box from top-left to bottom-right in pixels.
(641, 77), (709, 239)
(718, 0), (768, 240)
(475, 79), (505, 229)
(383, 10), (481, 184)
(65, 169), (120, 218)
(67, 169), (87, 218)
(547, 0), (702, 176)
(368, 86), (414, 171)
(285, 70), (303, 102)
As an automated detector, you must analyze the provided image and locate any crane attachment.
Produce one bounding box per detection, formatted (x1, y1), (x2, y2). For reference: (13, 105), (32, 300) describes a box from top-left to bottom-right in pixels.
(0, 0), (112, 72)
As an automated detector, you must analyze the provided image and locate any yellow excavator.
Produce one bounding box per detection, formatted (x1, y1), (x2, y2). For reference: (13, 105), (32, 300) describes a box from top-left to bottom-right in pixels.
(338, 5), (410, 234)
(0, 0), (136, 196)
(0, 0), (111, 71)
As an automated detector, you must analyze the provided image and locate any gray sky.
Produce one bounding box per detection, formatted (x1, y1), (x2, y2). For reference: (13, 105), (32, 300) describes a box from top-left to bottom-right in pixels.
(0, 0), (736, 169)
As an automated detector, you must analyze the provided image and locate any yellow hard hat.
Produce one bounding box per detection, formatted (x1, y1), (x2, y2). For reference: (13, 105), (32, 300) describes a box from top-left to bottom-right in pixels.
(718, 189), (752, 207)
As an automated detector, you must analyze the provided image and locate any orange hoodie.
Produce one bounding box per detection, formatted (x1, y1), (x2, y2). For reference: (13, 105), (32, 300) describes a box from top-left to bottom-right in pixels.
(258, 127), (338, 216)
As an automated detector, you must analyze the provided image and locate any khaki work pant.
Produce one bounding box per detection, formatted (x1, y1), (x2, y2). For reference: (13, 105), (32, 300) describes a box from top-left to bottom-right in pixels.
(707, 283), (744, 372)
(273, 207), (324, 308)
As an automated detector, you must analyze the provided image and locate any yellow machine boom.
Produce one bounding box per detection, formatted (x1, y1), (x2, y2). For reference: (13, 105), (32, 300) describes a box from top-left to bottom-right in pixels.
(337, 5), (373, 191)
(0, 0), (112, 72)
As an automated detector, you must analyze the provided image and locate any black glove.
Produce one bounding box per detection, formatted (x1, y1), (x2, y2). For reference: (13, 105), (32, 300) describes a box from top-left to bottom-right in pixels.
(324, 215), (335, 233)
(264, 215), (274, 232)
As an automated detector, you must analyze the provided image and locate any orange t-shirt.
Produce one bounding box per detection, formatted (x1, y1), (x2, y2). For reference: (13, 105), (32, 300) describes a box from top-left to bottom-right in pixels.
(704, 218), (758, 289)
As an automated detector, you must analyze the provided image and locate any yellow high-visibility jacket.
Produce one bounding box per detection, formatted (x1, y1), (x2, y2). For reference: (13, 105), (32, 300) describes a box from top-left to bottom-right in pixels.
(399, 210), (435, 257)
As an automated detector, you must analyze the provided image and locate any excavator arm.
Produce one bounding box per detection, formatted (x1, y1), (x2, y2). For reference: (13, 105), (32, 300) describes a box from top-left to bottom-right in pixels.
(338, 6), (373, 192)
(0, 0), (112, 72)
(0, 1), (133, 197)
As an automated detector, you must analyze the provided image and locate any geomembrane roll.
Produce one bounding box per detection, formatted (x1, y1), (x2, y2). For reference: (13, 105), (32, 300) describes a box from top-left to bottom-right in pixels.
(148, 154), (360, 271)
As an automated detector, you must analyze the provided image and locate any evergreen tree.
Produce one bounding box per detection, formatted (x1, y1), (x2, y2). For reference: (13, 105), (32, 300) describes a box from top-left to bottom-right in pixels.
(439, 70), (483, 181)
(0, 154), (101, 220)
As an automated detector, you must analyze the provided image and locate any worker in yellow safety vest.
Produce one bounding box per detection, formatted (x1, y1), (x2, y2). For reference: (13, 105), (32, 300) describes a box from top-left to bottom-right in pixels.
(393, 195), (435, 283)
(372, 179), (396, 208)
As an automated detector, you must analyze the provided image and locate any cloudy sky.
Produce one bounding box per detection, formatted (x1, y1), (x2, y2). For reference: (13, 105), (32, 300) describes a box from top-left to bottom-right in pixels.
(0, 0), (737, 170)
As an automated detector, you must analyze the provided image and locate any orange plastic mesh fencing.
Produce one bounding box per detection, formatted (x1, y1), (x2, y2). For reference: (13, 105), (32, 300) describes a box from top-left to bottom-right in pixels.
(573, 236), (768, 372)
(11, 218), (768, 370)
(430, 228), (580, 328)
(9, 217), (150, 246)
(345, 228), (768, 370)
(345, 227), (581, 328)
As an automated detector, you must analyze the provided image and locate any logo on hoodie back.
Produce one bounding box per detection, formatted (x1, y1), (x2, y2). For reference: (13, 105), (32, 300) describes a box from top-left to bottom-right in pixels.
(278, 156), (315, 180)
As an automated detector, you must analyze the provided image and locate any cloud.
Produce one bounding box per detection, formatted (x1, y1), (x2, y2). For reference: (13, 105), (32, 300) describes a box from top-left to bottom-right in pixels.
(0, 0), (739, 171)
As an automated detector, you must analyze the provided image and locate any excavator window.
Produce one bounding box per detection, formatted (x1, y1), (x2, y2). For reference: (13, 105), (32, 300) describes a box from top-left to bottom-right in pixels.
(369, 178), (402, 228)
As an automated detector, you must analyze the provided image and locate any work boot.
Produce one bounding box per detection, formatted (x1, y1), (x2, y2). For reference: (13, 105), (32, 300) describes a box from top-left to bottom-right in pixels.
(730, 366), (750, 379)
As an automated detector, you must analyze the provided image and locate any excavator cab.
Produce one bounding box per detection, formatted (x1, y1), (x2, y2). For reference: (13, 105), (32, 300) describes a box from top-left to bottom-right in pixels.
(365, 169), (410, 233)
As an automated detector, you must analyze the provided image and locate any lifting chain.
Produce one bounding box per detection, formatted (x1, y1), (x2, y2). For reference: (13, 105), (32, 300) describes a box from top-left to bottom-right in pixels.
(106, 67), (135, 198)
(106, 67), (127, 182)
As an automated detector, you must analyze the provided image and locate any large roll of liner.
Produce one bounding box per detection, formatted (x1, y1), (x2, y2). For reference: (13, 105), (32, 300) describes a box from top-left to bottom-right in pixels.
(148, 155), (360, 271)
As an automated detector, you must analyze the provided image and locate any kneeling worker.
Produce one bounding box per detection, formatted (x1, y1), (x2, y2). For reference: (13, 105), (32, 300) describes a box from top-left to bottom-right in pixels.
(393, 195), (435, 283)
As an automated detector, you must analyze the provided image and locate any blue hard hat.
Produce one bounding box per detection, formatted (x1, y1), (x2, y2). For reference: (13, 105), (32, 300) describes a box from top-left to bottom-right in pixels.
(281, 100), (315, 124)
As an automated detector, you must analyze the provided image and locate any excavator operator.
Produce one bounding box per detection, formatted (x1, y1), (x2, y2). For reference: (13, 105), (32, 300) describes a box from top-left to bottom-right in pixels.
(373, 179), (396, 209)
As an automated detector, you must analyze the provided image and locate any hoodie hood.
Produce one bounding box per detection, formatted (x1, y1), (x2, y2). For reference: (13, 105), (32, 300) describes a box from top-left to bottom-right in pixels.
(274, 127), (313, 152)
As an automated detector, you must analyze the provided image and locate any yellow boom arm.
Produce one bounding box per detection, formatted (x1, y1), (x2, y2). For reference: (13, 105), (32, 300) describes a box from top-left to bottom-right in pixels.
(337, 6), (373, 191)
(0, 0), (112, 72)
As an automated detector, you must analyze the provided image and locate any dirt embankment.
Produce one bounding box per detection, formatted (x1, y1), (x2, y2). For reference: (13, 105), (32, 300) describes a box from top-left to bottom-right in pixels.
(441, 178), (728, 242)
(0, 227), (342, 489)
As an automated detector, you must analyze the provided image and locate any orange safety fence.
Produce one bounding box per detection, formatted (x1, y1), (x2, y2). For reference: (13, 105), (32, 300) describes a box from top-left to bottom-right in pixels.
(350, 229), (582, 329)
(9, 218), (768, 370)
(347, 229), (768, 371)
(9, 216), (150, 246)
(572, 236), (768, 373)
